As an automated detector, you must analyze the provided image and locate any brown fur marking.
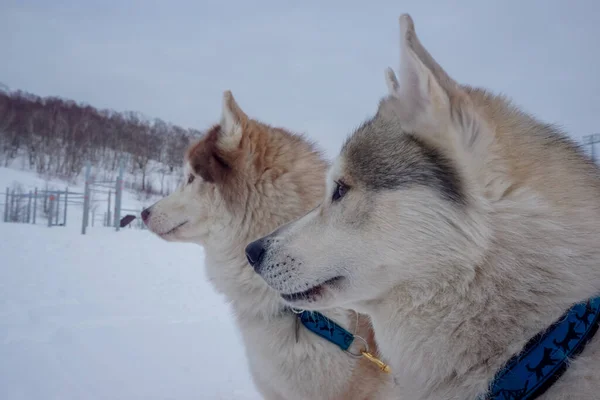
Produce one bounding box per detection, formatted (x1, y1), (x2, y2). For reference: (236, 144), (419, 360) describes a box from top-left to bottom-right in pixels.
(187, 125), (232, 183)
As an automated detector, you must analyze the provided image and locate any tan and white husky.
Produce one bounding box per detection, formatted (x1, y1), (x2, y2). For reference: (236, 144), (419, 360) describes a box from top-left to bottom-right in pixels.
(142, 91), (392, 399)
(248, 14), (600, 400)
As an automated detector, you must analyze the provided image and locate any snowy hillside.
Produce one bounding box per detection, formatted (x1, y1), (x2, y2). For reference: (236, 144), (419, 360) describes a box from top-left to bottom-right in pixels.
(0, 165), (262, 400)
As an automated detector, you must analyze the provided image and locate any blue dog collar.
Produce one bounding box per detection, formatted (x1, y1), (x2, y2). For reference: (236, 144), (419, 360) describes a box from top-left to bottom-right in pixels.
(483, 296), (600, 399)
(290, 297), (600, 396)
(298, 310), (355, 351)
(291, 309), (391, 373)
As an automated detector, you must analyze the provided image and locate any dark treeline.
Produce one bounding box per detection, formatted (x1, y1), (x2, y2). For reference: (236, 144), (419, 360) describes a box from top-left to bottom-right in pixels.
(0, 88), (200, 195)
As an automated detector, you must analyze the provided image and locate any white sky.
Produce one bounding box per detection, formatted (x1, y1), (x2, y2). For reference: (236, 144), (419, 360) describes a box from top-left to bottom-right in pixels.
(1, 0), (599, 157)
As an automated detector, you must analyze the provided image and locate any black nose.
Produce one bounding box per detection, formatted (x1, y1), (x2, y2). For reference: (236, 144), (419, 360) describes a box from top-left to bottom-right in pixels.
(141, 208), (151, 222)
(245, 240), (265, 270)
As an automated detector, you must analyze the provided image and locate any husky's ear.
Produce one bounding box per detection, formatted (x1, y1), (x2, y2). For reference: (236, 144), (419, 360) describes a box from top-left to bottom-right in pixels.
(185, 91), (247, 183)
(383, 14), (491, 160)
(186, 125), (231, 183)
(385, 67), (400, 94)
(218, 90), (248, 151)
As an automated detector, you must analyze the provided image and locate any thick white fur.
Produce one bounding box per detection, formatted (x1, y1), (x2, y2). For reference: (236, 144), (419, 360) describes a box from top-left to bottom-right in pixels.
(253, 14), (600, 399)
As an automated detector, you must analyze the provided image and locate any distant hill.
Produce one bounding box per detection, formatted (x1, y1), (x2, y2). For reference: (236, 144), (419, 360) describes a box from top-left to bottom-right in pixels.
(0, 86), (203, 196)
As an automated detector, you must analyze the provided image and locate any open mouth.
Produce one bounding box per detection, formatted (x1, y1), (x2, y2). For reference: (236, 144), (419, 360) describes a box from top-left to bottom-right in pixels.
(280, 276), (344, 303)
(159, 221), (188, 236)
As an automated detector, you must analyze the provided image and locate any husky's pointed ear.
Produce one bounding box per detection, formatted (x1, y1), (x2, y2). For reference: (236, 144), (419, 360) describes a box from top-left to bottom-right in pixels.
(386, 14), (455, 128)
(385, 67), (400, 95)
(384, 14), (491, 161)
(219, 90), (248, 150)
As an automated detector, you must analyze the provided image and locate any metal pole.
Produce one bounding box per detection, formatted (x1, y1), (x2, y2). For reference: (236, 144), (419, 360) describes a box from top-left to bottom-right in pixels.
(48, 195), (54, 227)
(55, 193), (61, 225)
(52, 192), (56, 226)
(3, 187), (8, 222)
(114, 158), (124, 232)
(107, 190), (112, 228)
(33, 188), (38, 224)
(63, 187), (68, 226)
(10, 189), (15, 222)
(583, 134), (600, 164)
(27, 191), (32, 223)
(92, 209), (95, 227)
(82, 161), (91, 235)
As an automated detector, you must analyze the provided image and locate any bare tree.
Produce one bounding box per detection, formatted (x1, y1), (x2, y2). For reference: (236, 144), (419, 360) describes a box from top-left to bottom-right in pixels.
(0, 87), (194, 194)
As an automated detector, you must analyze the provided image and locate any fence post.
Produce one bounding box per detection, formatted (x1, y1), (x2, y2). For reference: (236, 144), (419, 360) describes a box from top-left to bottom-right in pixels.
(48, 194), (54, 227)
(10, 189), (15, 222)
(114, 158), (124, 232)
(55, 193), (61, 225)
(27, 191), (32, 223)
(33, 188), (38, 224)
(82, 162), (91, 235)
(63, 187), (68, 226)
(107, 190), (112, 228)
(3, 187), (8, 222)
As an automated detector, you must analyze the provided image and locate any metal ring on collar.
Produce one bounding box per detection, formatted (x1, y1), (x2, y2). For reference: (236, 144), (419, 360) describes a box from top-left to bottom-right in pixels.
(344, 334), (369, 358)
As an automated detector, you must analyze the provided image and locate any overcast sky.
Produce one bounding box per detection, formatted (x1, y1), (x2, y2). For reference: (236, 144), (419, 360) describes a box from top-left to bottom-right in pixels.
(1, 0), (599, 157)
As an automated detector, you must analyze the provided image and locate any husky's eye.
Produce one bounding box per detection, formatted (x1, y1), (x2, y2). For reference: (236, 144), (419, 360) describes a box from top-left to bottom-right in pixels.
(187, 174), (195, 184)
(332, 181), (348, 202)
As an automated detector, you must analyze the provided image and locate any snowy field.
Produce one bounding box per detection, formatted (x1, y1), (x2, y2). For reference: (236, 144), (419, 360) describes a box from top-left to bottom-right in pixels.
(0, 165), (261, 400)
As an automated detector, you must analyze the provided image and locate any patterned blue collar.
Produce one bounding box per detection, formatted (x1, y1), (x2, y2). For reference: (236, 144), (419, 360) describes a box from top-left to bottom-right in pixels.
(287, 297), (600, 397)
(482, 296), (600, 399)
(289, 309), (391, 373)
(295, 310), (355, 351)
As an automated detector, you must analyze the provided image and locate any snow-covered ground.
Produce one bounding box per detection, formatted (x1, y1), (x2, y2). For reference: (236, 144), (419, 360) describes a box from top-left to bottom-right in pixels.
(0, 165), (261, 400)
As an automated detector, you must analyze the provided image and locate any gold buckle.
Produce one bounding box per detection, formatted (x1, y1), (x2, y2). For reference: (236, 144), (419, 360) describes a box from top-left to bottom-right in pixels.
(345, 335), (391, 373)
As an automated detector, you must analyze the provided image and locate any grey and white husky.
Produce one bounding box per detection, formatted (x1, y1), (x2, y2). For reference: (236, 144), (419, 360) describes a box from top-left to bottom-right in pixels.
(246, 14), (600, 399)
